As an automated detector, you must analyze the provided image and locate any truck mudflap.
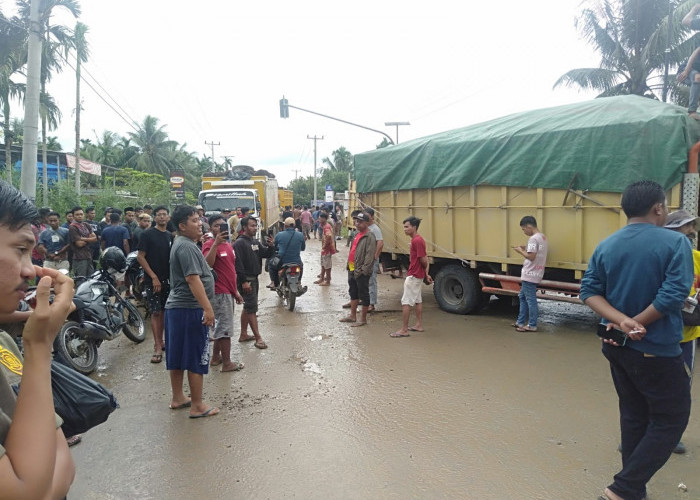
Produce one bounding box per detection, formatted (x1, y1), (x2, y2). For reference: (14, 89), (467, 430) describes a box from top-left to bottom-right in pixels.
(478, 273), (582, 305)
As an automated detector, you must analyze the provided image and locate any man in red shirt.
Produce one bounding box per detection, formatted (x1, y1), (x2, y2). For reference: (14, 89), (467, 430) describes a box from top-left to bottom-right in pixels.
(202, 215), (244, 372)
(314, 212), (336, 286)
(391, 216), (432, 337)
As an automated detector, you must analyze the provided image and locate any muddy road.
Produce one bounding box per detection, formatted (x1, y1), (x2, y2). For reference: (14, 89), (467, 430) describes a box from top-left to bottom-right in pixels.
(69, 239), (699, 499)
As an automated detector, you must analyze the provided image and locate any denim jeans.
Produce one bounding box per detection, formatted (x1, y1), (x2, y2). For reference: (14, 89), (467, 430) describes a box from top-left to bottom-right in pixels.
(516, 281), (538, 328)
(369, 260), (380, 305)
(602, 343), (691, 500)
(685, 69), (700, 113)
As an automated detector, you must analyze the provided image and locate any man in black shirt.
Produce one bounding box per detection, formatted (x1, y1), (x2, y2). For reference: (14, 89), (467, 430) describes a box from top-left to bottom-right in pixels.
(137, 205), (173, 363)
(233, 216), (274, 349)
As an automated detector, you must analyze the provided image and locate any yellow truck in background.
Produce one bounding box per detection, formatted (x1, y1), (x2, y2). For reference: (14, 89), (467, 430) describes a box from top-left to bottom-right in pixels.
(278, 189), (294, 210)
(353, 96), (700, 314)
(199, 171), (280, 237)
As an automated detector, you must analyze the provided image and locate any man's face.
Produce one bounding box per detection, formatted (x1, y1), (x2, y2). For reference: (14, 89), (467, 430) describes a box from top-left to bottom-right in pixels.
(86, 209), (95, 220)
(72, 210), (84, 222)
(139, 218), (151, 229)
(210, 218), (224, 236)
(355, 219), (368, 232)
(66, 213), (74, 222)
(179, 213), (202, 240)
(48, 215), (60, 230)
(403, 221), (415, 236)
(679, 221), (697, 239)
(124, 211), (135, 223)
(154, 210), (170, 228)
(245, 219), (258, 237)
(197, 209), (204, 217)
(521, 224), (534, 237)
(0, 223), (36, 314)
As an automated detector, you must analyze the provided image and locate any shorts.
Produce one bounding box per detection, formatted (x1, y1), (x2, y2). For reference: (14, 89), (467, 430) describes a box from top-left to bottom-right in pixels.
(145, 282), (170, 313)
(164, 307), (209, 374)
(72, 259), (94, 277)
(44, 259), (70, 272)
(211, 293), (235, 339)
(321, 254), (333, 269)
(401, 275), (423, 306)
(237, 277), (260, 313)
(348, 272), (370, 305)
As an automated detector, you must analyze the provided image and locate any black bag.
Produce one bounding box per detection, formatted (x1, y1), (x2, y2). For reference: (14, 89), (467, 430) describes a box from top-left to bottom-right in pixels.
(50, 361), (118, 437)
(683, 304), (700, 326)
(268, 255), (281, 270)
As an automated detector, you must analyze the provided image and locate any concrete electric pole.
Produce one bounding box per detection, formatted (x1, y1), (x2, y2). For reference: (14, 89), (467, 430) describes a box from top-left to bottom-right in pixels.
(307, 135), (324, 206)
(205, 140), (220, 161)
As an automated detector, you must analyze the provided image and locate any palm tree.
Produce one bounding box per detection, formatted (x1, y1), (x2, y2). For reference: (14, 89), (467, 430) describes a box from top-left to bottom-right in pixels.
(554, 0), (691, 99)
(73, 21), (88, 194)
(127, 116), (178, 176)
(0, 10), (27, 184)
(321, 146), (354, 173)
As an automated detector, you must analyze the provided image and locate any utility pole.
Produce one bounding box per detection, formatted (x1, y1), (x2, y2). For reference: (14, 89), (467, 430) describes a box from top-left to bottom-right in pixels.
(384, 121), (410, 144)
(20, 0), (43, 201)
(205, 140), (220, 160)
(292, 168), (301, 180)
(307, 135), (324, 206)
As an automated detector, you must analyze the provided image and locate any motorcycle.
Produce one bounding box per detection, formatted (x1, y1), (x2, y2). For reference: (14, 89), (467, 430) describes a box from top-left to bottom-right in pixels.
(53, 247), (146, 375)
(125, 250), (147, 310)
(275, 262), (307, 311)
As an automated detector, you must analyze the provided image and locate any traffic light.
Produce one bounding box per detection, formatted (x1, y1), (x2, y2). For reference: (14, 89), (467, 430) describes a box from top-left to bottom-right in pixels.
(279, 97), (289, 119)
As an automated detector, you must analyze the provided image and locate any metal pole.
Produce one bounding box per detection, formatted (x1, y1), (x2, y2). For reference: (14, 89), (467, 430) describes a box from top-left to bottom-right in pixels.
(662, 0), (673, 102)
(20, 0), (43, 201)
(384, 121), (410, 145)
(307, 135), (324, 206)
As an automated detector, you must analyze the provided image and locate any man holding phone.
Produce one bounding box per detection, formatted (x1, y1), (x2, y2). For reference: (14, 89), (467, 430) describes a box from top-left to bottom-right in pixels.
(581, 180), (693, 500)
(202, 215), (244, 372)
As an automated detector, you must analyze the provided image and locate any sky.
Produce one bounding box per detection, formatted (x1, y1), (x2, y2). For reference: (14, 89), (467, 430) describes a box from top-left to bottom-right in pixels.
(2, 0), (601, 189)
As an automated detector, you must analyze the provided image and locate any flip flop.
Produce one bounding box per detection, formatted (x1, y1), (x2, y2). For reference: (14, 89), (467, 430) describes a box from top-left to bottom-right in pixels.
(254, 340), (268, 349)
(238, 335), (256, 342)
(390, 331), (410, 337)
(150, 353), (163, 363)
(510, 323), (523, 328)
(339, 317), (356, 323)
(516, 326), (538, 332)
(66, 434), (82, 447)
(189, 407), (220, 419)
(169, 400), (192, 410)
(408, 327), (424, 332)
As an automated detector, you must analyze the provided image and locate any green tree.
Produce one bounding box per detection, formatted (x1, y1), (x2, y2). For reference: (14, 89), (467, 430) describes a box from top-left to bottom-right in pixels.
(554, 0), (691, 99)
(376, 137), (392, 149)
(289, 176), (314, 207)
(321, 146), (353, 173)
(127, 115), (178, 176)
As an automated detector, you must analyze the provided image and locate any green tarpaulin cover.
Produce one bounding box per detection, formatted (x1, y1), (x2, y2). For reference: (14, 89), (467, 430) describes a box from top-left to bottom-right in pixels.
(354, 95), (700, 194)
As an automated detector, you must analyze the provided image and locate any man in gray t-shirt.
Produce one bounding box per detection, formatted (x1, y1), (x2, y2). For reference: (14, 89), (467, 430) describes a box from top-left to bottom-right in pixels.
(366, 208), (384, 312)
(164, 206), (219, 419)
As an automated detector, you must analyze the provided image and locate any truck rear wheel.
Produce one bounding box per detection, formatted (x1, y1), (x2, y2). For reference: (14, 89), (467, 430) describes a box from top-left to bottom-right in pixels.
(433, 265), (482, 315)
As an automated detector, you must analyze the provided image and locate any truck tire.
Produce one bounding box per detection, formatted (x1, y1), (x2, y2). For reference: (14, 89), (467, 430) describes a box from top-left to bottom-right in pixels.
(433, 265), (482, 315)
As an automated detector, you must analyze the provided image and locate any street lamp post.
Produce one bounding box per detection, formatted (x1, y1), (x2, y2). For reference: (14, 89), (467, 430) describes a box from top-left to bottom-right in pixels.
(384, 122), (410, 144)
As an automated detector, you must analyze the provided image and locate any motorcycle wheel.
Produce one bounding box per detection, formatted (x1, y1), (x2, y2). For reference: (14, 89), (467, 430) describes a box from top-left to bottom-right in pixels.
(287, 292), (296, 311)
(121, 300), (146, 343)
(53, 321), (99, 375)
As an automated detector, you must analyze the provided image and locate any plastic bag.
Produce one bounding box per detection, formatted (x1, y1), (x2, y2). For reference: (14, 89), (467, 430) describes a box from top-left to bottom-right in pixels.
(50, 361), (118, 437)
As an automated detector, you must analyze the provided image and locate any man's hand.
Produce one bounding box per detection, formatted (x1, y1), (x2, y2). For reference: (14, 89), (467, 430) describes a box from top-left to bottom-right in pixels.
(23, 266), (74, 346)
(266, 235), (274, 246)
(234, 292), (244, 304)
(678, 66), (690, 82)
(214, 230), (228, 246)
(202, 307), (215, 327)
(242, 282), (252, 294)
(424, 275), (433, 285)
(603, 319), (646, 346)
(152, 276), (161, 293)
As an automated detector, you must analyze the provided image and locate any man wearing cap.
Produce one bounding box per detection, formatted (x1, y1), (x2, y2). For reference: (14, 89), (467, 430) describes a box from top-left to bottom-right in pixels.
(664, 209), (700, 454)
(196, 205), (210, 233)
(340, 212), (377, 327)
(269, 217), (306, 289)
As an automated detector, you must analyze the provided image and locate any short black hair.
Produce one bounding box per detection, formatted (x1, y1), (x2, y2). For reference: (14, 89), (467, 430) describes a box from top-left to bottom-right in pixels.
(144, 204), (153, 210)
(123, 206), (134, 213)
(172, 205), (196, 230)
(65, 210), (73, 216)
(208, 214), (224, 226)
(38, 207), (51, 218)
(48, 211), (60, 219)
(240, 207), (250, 215)
(403, 216), (421, 229)
(86, 206), (95, 213)
(621, 180), (666, 218)
(135, 206), (143, 211)
(153, 205), (169, 215)
(241, 216), (257, 229)
(365, 207), (375, 217)
(0, 181), (38, 230)
(319, 211), (328, 219)
(71, 206), (83, 213)
(519, 216), (537, 227)
(109, 212), (121, 223)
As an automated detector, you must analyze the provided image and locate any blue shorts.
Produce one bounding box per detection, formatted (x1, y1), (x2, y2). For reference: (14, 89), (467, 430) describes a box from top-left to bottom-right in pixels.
(164, 308), (209, 374)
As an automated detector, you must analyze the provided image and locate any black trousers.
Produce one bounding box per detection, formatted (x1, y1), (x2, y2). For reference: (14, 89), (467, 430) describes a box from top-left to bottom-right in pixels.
(602, 342), (691, 500)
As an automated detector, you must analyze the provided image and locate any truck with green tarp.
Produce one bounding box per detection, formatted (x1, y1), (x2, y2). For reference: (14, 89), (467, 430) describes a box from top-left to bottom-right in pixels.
(353, 95), (700, 314)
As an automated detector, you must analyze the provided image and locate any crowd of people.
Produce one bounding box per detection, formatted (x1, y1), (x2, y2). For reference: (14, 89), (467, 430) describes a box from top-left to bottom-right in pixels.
(1, 175), (699, 498)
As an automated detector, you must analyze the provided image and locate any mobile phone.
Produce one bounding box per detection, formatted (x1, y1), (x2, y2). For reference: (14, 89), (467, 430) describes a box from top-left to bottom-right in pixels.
(220, 222), (229, 234)
(596, 323), (627, 346)
(267, 229), (274, 237)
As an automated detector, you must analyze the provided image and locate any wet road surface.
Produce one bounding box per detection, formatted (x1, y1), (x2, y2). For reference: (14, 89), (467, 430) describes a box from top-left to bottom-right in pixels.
(70, 238), (699, 499)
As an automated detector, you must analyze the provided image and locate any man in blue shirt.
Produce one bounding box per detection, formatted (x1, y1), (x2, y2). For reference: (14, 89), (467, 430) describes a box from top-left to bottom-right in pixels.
(38, 211), (70, 272)
(268, 217), (305, 288)
(581, 180), (693, 500)
(101, 212), (130, 254)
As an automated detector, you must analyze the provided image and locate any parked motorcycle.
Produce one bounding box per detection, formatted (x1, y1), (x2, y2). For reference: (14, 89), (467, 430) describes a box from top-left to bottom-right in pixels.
(53, 247), (146, 375)
(275, 263), (307, 311)
(125, 250), (146, 309)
